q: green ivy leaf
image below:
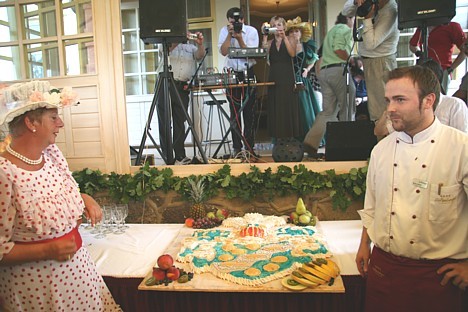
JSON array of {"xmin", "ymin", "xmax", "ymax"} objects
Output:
[{"xmin": 353, "ymin": 186, "xmax": 362, "ymax": 196}]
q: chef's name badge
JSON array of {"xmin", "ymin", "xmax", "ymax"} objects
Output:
[{"xmin": 412, "ymin": 178, "xmax": 428, "ymax": 189}]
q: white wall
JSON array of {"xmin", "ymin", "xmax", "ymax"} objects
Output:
[{"xmin": 327, "ymin": 0, "xmax": 347, "ymax": 31}]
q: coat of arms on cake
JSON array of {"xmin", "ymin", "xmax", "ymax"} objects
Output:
[{"xmin": 176, "ymin": 209, "xmax": 336, "ymax": 287}]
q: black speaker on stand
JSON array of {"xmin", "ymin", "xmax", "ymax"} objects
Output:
[
  {"xmin": 139, "ymin": 0, "xmax": 187, "ymax": 44},
  {"xmin": 397, "ymin": 0, "xmax": 456, "ymax": 62},
  {"xmin": 135, "ymin": 0, "xmax": 208, "ymax": 165}
]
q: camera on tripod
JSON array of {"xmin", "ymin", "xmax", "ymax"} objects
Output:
[
  {"xmin": 356, "ymin": 0, "xmax": 378, "ymax": 18},
  {"xmin": 232, "ymin": 11, "xmax": 243, "ymax": 33}
]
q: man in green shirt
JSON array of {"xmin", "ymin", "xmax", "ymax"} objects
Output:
[{"xmin": 304, "ymin": 13, "xmax": 355, "ymax": 157}]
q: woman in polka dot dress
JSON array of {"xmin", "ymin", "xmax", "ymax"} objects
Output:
[{"xmin": 0, "ymin": 81, "xmax": 121, "ymax": 311}]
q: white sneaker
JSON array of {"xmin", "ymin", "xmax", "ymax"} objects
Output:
[{"xmin": 175, "ymin": 157, "xmax": 191, "ymax": 165}]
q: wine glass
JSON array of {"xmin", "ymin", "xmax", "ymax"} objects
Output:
[
  {"xmin": 102, "ymin": 204, "xmax": 116, "ymax": 234},
  {"xmin": 90, "ymin": 215, "xmax": 106, "ymax": 239},
  {"xmin": 113, "ymin": 204, "xmax": 126, "ymax": 234},
  {"xmin": 119, "ymin": 204, "xmax": 129, "ymax": 229}
]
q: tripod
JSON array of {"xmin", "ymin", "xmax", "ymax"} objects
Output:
[{"xmin": 135, "ymin": 38, "xmax": 208, "ymax": 165}]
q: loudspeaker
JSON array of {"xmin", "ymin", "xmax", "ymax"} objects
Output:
[
  {"xmin": 325, "ymin": 121, "xmax": 377, "ymax": 161},
  {"xmin": 398, "ymin": 0, "xmax": 456, "ymax": 30},
  {"xmin": 139, "ymin": 0, "xmax": 187, "ymax": 44}
]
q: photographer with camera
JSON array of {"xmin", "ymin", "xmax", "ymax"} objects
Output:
[
  {"xmin": 285, "ymin": 17, "xmax": 322, "ymax": 137},
  {"xmin": 218, "ymin": 7, "xmax": 259, "ymax": 157},
  {"xmin": 158, "ymin": 30, "xmax": 206, "ymax": 165},
  {"xmin": 342, "ymin": 0, "xmax": 399, "ymax": 121},
  {"xmin": 261, "ymin": 16, "xmax": 304, "ymax": 146}
]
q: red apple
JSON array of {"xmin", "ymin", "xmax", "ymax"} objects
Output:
[
  {"xmin": 166, "ymin": 266, "xmax": 180, "ymax": 281},
  {"xmin": 216, "ymin": 208, "xmax": 229, "ymax": 220},
  {"xmin": 157, "ymin": 254, "xmax": 174, "ymax": 270},
  {"xmin": 152, "ymin": 267, "xmax": 166, "ymax": 281},
  {"xmin": 185, "ymin": 218, "xmax": 194, "ymax": 227}
]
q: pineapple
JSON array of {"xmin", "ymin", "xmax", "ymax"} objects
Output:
[{"xmin": 188, "ymin": 178, "xmax": 207, "ymax": 220}]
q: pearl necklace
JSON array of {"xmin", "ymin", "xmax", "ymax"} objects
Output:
[{"xmin": 6, "ymin": 145, "xmax": 43, "ymax": 165}]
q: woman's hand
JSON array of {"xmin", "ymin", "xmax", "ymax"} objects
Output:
[
  {"xmin": 47, "ymin": 236, "xmax": 78, "ymax": 262},
  {"xmin": 81, "ymin": 193, "xmax": 102, "ymax": 226}
]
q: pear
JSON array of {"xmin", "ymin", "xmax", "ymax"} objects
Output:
[{"xmin": 295, "ymin": 198, "xmax": 307, "ymax": 215}]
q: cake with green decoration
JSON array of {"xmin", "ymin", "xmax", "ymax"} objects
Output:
[{"xmin": 176, "ymin": 214, "xmax": 331, "ymax": 286}]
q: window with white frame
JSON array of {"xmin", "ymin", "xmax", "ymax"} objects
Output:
[{"xmin": 0, "ymin": 0, "xmax": 95, "ymax": 81}]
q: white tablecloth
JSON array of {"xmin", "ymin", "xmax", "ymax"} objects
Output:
[
  {"xmin": 80, "ymin": 220, "xmax": 362, "ymax": 278},
  {"xmin": 80, "ymin": 224, "xmax": 183, "ymax": 277}
]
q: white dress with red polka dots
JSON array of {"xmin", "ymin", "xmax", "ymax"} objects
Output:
[{"xmin": 0, "ymin": 145, "xmax": 121, "ymax": 311}]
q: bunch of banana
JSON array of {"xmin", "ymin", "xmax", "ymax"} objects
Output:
[{"xmin": 282, "ymin": 258, "xmax": 340, "ymax": 290}]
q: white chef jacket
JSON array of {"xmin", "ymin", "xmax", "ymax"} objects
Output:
[{"xmin": 360, "ymin": 118, "xmax": 468, "ymax": 260}]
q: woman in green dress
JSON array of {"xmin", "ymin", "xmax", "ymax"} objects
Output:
[{"xmin": 286, "ymin": 17, "xmax": 322, "ymax": 140}]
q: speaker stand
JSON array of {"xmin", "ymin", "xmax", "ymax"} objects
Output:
[
  {"xmin": 420, "ymin": 21, "xmax": 429, "ymax": 62},
  {"xmin": 135, "ymin": 39, "xmax": 208, "ymax": 165}
]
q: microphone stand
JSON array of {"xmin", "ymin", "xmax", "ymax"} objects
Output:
[
  {"xmin": 343, "ymin": 35, "xmax": 360, "ymax": 121},
  {"xmin": 187, "ymin": 47, "xmax": 209, "ymax": 164}
]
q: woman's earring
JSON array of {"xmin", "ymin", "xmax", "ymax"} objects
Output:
[{"xmin": 32, "ymin": 129, "xmax": 36, "ymax": 133}]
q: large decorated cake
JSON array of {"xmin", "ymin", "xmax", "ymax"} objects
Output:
[{"xmin": 176, "ymin": 213, "xmax": 331, "ymax": 286}]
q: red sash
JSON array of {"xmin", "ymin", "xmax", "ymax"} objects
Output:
[
  {"xmin": 365, "ymin": 247, "xmax": 465, "ymax": 312},
  {"xmin": 15, "ymin": 226, "xmax": 82, "ymax": 251}
]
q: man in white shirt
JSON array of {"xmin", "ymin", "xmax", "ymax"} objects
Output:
[
  {"xmin": 342, "ymin": 0, "xmax": 399, "ymax": 121},
  {"xmin": 356, "ymin": 66, "xmax": 467, "ymax": 312},
  {"xmin": 158, "ymin": 32, "xmax": 206, "ymax": 165},
  {"xmin": 218, "ymin": 7, "xmax": 259, "ymax": 156}
]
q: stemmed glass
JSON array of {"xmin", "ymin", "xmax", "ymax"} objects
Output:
[
  {"xmin": 118, "ymin": 204, "xmax": 129, "ymax": 229},
  {"xmin": 79, "ymin": 214, "xmax": 92, "ymax": 230},
  {"xmin": 90, "ymin": 212, "xmax": 106, "ymax": 239},
  {"xmin": 102, "ymin": 204, "xmax": 116, "ymax": 234},
  {"xmin": 113, "ymin": 204, "xmax": 127, "ymax": 234}
]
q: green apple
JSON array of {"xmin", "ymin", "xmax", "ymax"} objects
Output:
[{"xmin": 299, "ymin": 214, "xmax": 311, "ymax": 225}]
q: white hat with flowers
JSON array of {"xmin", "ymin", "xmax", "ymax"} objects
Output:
[{"xmin": 0, "ymin": 80, "xmax": 79, "ymax": 126}]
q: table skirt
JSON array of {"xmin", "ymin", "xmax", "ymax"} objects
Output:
[{"xmin": 104, "ymin": 275, "xmax": 368, "ymax": 312}]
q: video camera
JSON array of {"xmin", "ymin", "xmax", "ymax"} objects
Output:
[
  {"xmin": 356, "ymin": 0, "xmax": 378, "ymax": 18},
  {"xmin": 262, "ymin": 26, "xmax": 277, "ymax": 35},
  {"xmin": 232, "ymin": 11, "xmax": 243, "ymax": 33}
]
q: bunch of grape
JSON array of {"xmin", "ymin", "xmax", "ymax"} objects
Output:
[{"xmin": 192, "ymin": 217, "xmax": 217, "ymax": 229}]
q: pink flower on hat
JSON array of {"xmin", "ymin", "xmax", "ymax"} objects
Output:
[
  {"xmin": 29, "ymin": 91, "xmax": 46, "ymax": 103},
  {"xmin": 60, "ymin": 87, "xmax": 79, "ymax": 107}
]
